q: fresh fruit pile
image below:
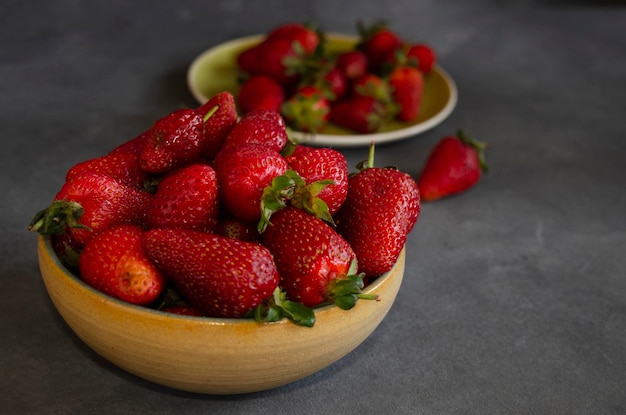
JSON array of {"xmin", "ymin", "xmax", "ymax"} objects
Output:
[
  {"xmin": 235, "ymin": 21, "xmax": 437, "ymax": 134},
  {"xmin": 29, "ymin": 91, "xmax": 421, "ymax": 327}
]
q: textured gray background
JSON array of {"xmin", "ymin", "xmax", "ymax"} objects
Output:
[{"xmin": 2, "ymin": 1, "xmax": 625, "ymax": 414}]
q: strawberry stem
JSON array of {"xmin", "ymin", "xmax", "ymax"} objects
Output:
[
  {"xmin": 28, "ymin": 200, "xmax": 90, "ymax": 235},
  {"xmin": 253, "ymin": 287, "xmax": 316, "ymax": 327},
  {"xmin": 202, "ymin": 105, "xmax": 219, "ymax": 123},
  {"xmin": 457, "ymin": 130, "xmax": 488, "ymax": 173}
]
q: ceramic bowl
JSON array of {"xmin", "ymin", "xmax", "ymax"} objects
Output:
[{"xmin": 37, "ymin": 235, "xmax": 405, "ymax": 395}]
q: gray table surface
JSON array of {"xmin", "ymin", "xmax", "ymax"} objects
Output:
[{"xmin": 2, "ymin": 1, "xmax": 625, "ymax": 414}]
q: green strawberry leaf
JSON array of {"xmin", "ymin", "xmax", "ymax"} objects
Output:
[
  {"xmin": 327, "ymin": 267, "xmax": 379, "ymax": 311},
  {"xmin": 253, "ymin": 288, "xmax": 316, "ymax": 327},
  {"xmin": 28, "ymin": 200, "xmax": 90, "ymax": 235}
]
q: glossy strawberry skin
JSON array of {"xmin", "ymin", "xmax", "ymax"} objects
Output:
[
  {"xmin": 139, "ymin": 108, "xmax": 204, "ymax": 174},
  {"xmin": 143, "ymin": 228, "xmax": 280, "ymax": 318},
  {"xmin": 196, "ymin": 91, "xmax": 238, "ymax": 161},
  {"xmin": 238, "ymin": 75, "xmax": 285, "ymax": 115},
  {"xmin": 213, "ymin": 145, "xmax": 288, "ymax": 223},
  {"xmin": 46, "ymin": 173, "xmax": 152, "ymax": 248},
  {"xmin": 389, "ymin": 66, "xmax": 424, "ymax": 122},
  {"xmin": 417, "ymin": 134, "xmax": 487, "ymax": 201},
  {"xmin": 285, "ymin": 145, "xmax": 349, "ymax": 215},
  {"xmin": 66, "ymin": 152, "xmax": 150, "ymax": 189},
  {"xmin": 335, "ymin": 167, "xmax": 420, "ymax": 278},
  {"xmin": 146, "ymin": 163, "xmax": 219, "ymax": 232},
  {"xmin": 261, "ymin": 207, "xmax": 356, "ymax": 307},
  {"xmin": 221, "ymin": 109, "xmax": 289, "ymax": 154},
  {"xmin": 79, "ymin": 225, "xmax": 167, "ymax": 306}
]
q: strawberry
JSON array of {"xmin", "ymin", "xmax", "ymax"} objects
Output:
[
  {"xmin": 388, "ymin": 64, "xmax": 424, "ymax": 122},
  {"xmin": 214, "ymin": 217, "xmax": 260, "ymax": 242},
  {"xmin": 79, "ymin": 225, "xmax": 167, "ymax": 306},
  {"xmin": 335, "ymin": 144, "xmax": 420, "ymax": 278},
  {"xmin": 29, "ymin": 173, "xmax": 152, "ymax": 250},
  {"xmin": 221, "ymin": 109, "xmax": 289, "ymax": 153},
  {"xmin": 196, "ymin": 91, "xmax": 238, "ymax": 161},
  {"xmin": 357, "ymin": 22, "xmax": 404, "ymax": 73},
  {"xmin": 280, "ymin": 85, "xmax": 330, "ymax": 133},
  {"xmin": 284, "ymin": 145, "xmax": 348, "ymax": 216},
  {"xmin": 213, "ymin": 144, "xmax": 288, "ymax": 223},
  {"xmin": 261, "ymin": 206, "xmax": 375, "ymax": 309},
  {"xmin": 65, "ymin": 152, "xmax": 150, "ymax": 190},
  {"xmin": 109, "ymin": 130, "xmax": 150, "ymax": 158},
  {"xmin": 238, "ymin": 75, "xmax": 285, "ymax": 115},
  {"xmin": 265, "ymin": 22, "xmax": 320, "ymax": 56},
  {"xmin": 146, "ymin": 163, "xmax": 219, "ymax": 232},
  {"xmin": 139, "ymin": 108, "xmax": 204, "ymax": 174},
  {"xmin": 329, "ymin": 95, "xmax": 385, "ymax": 134},
  {"xmin": 237, "ymin": 37, "xmax": 303, "ymax": 86},
  {"xmin": 417, "ymin": 131, "xmax": 488, "ymax": 201},
  {"xmin": 142, "ymin": 228, "xmax": 280, "ymax": 318},
  {"xmin": 163, "ymin": 306, "xmax": 205, "ymax": 317},
  {"xmin": 406, "ymin": 43, "xmax": 436, "ymax": 73},
  {"xmin": 336, "ymin": 50, "xmax": 369, "ymax": 80},
  {"xmin": 320, "ymin": 66, "xmax": 347, "ymax": 101}
]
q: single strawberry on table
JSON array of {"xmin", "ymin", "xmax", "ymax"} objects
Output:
[
  {"xmin": 417, "ymin": 130, "xmax": 488, "ymax": 202},
  {"xmin": 261, "ymin": 206, "xmax": 377, "ymax": 310},
  {"xmin": 335, "ymin": 144, "xmax": 420, "ymax": 279},
  {"xmin": 142, "ymin": 228, "xmax": 279, "ymax": 319},
  {"xmin": 145, "ymin": 162, "xmax": 219, "ymax": 232},
  {"xmin": 79, "ymin": 224, "xmax": 167, "ymax": 306}
]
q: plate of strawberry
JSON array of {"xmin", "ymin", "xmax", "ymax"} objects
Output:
[{"xmin": 188, "ymin": 21, "xmax": 458, "ymax": 147}]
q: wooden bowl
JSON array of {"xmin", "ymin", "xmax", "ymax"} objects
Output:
[{"xmin": 37, "ymin": 235, "xmax": 405, "ymax": 395}]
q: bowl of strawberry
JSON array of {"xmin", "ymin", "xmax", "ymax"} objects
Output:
[{"xmin": 30, "ymin": 91, "xmax": 421, "ymax": 394}]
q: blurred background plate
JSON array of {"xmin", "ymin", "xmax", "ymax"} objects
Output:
[{"xmin": 187, "ymin": 34, "xmax": 458, "ymax": 147}]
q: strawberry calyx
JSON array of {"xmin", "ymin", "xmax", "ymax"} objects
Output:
[
  {"xmin": 28, "ymin": 200, "xmax": 90, "ymax": 235},
  {"xmin": 457, "ymin": 129, "xmax": 488, "ymax": 172},
  {"xmin": 253, "ymin": 287, "xmax": 316, "ymax": 327},
  {"xmin": 258, "ymin": 169, "xmax": 335, "ymax": 233},
  {"xmin": 327, "ymin": 260, "xmax": 378, "ymax": 310}
]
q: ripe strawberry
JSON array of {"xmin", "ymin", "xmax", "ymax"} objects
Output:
[
  {"xmin": 237, "ymin": 37, "xmax": 302, "ymax": 86},
  {"xmin": 213, "ymin": 144, "xmax": 288, "ymax": 223},
  {"xmin": 284, "ymin": 145, "xmax": 349, "ymax": 216},
  {"xmin": 238, "ymin": 75, "xmax": 285, "ymax": 115},
  {"xmin": 109, "ymin": 130, "xmax": 150, "ymax": 158},
  {"xmin": 139, "ymin": 108, "xmax": 204, "ymax": 174},
  {"xmin": 320, "ymin": 66, "xmax": 347, "ymax": 101},
  {"xmin": 357, "ymin": 22, "xmax": 404, "ymax": 73},
  {"xmin": 280, "ymin": 85, "xmax": 330, "ymax": 133},
  {"xmin": 336, "ymin": 50, "xmax": 369, "ymax": 80},
  {"xmin": 29, "ymin": 173, "xmax": 152, "ymax": 250},
  {"xmin": 406, "ymin": 43, "xmax": 436, "ymax": 73},
  {"xmin": 417, "ymin": 131, "xmax": 488, "ymax": 202},
  {"xmin": 221, "ymin": 109, "xmax": 289, "ymax": 153},
  {"xmin": 265, "ymin": 22, "xmax": 321, "ymax": 56},
  {"xmin": 65, "ymin": 152, "xmax": 150, "ymax": 190},
  {"xmin": 79, "ymin": 225, "xmax": 167, "ymax": 306},
  {"xmin": 388, "ymin": 64, "xmax": 424, "ymax": 122},
  {"xmin": 146, "ymin": 163, "xmax": 219, "ymax": 232},
  {"xmin": 196, "ymin": 91, "xmax": 238, "ymax": 161},
  {"xmin": 143, "ymin": 228, "xmax": 280, "ymax": 318},
  {"xmin": 261, "ymin": 206, "xmax": 375, "ymax": 309},
  {"xmin": 335, "ymin": 144, "xmax": 420, "ymax": 278},
  {"xmin": 329, "ymin": 95, "xmax": 385, "ymax": 134},
  {"xmin": 214, "ymin": 217, "xmax": 260, "ymax": 242}
]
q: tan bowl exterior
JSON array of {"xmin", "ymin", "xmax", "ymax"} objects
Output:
[{"xmin": 37, "ymin": 235, "xmax": 405, "ymax": 395}]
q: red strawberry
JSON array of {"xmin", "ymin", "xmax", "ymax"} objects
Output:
[
  {"xmin": 238, "ymin": 75, "xmax": 285, "ymax": 115},
  {"xmin": 109, "ymin": 130, "xmax": 150, "ymax": 158},
  {"xmin": 196, "ymin": 91, "xmax": 238, "ymax": 161},
  {"xmin": 417, "ymin": 131, "xmax": 488, "ymax": 202},
  {"xmin": 285, "ymin": 145, "xmax": 349, "ymax": 216},
  {"xmin": 357, "ymin": 22, "xmax": 404, "ymax": 73},
  {"xmin": 213, "ymin": 144, "xmax": 288, "ymax": 223},
  {"xmin": 65, "ymin": 152, "xmax": 150, "ymax": 189},
  {"xmin": 146, "ymin": 163, "xmax": 219, "ymax": 232},
  {"xmin": 266, "ymin": 22, "xmax": 320, "ymax": 55},
  {"xmin": 280, "ymin": 85, "xmax": 330, "ymax": 133},
  {"xmin": 329, "ymin": 95, "xmax": 385, "ymax": 134},
  {"xmin": 336, "ymin": 50, "xmax": 369, "ymax": 80},
  {"xmin": 320, "ymin": 66, "xmax": 347, "ymax": 101},
  {"xmin": 221, "ymin": 109, "xmax": 289, "ymax": 153},
  {"xmin": 143, "ymin": 228, "xmax": 280, "ymax": 318},
  {"xmin": 237, "ymin": 37, "xmax": 302, "ymax": 86},
  {"xmin": 79, "ymin": 225, "xmax": 167, "ymax": 306},
  {"xmin": 162, "ymin": 306, "xmax": 205, "ymax": 317},
  {"xmin": 261, "ymin": 206, "xmax": 375, "ymax": 309},
  {"xmin": 406, "ymin": 43, "xmax": 436, "ymax": 73},
  {"xmin": 388, "ymin": 65, "xmax": 424, "ymax": 122},
  {"xmin": 335, "ymin": 144, "xmax": 420, "ymax": 278},
  {"xmin": 29, "ymin": 173, "xmax": 152, "ymax": 250},
  {"xmin": 139, "ymin": 108, "xmax": 204, "ymax": 174},
  {"xmin": 214, "ymin": 217, "xmax": 260, "ymax": 242}
]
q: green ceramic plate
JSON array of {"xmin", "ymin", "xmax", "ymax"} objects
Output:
[{"xmin": 187, "ymin": 34, "xmax": 458, "ymax": 147}]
